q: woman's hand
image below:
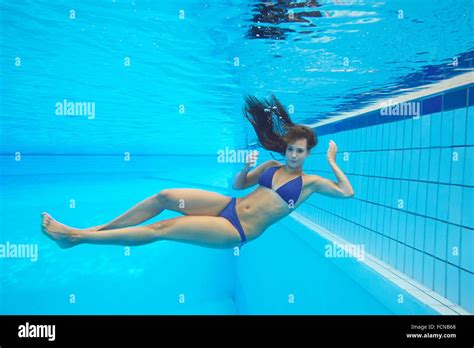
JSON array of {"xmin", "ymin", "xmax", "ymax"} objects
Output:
[
  {"xmin": 326, "ymin": 140, "xmax": 337, "ymax": 164},
  {"xmin": 245, "ymin": 150, "xmax": 259, "ymax": 169}
]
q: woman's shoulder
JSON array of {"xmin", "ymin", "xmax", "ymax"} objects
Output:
[
  {"xmin": 268, "ymin": 159, "xmax": 282, "ymax": 167},
  {"xmin": 303, "ymin": 173, "xmax": 324, "ymax": 185}
]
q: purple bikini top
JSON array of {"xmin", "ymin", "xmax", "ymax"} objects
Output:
[{"xmin": 258, "ymin": 166, "xmax": 302, "ymax": 205}]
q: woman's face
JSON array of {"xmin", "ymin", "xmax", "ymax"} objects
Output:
[{"xmin": 285, "ymin": 138, "xmax": 310, "ymax": 168}]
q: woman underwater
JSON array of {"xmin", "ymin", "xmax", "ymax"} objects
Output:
[{"xmin": 41, "ymin": 95, "xmax": 354, "ymax": 249}]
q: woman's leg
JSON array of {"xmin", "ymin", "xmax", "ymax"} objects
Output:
[
  {"xmin": 85, "ymin": 194, "xmax": 163, "ymax": 231},
  {"xmin": 42, "ymin": 212, "xmax": 243, "ymax": 249},
  {"xmin": 85, "ymin": 188, "xmax": 231, "ymax": 231}
]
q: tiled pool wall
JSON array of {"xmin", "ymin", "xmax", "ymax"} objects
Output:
[{"xmin": 297, "ymin": 83, "xmax": 473, "ymax": 313}]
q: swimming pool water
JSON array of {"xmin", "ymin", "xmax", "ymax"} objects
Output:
[{"xmin": 1, "ymin": 0, "xmax": 472, "ymax": 315}]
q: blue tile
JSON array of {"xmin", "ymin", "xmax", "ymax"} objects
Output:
[
  {"xmin": 387, "ymin": 150, "xmax": 395, "ymax": 178},
  {"xmin": 355, "ymin": 114, "xmax": 367, "ymax": 128},
  {"xmin": 422, "ymin": 94, "xmax": 443, "ymax": 115},
  {"xmin": 392, "ymin": 180, "xmax": 400, "ymax": 209},
  {"xmin": 439, "ymin": 148, "xmax": 452, "ymax": 183},
  {"xmin": 436, "ymin": 185, "xmax": 450, "ymax": 221},
  {"xmin": 377, "ymin": 207, "xmax": 385, "ymax": 234},
  {"xmin": 460, "ymin": 228, "xmax": 473, "ymax": 272},
  {"xmin": 417, "ymin": 182, "xmax": 427, "ymax": 215},
  {"xmin": 448, "ymin": 186, "xmax": 463, "ymax": 225},
  {"xmin": 389, "ymin": 239, "xmax": 397, "ymax": 267},
  {"xmin": 372, "ymin": 225, "xmax": 380, "ymax": 251},
  {"xmin": 408, "ymin": 181, "xmax": 418, "ymax": 213},
  {"xmin": 406, "ymin": 214, "xmax": 416, "ymax": 247},
  {"xmin": 452, "ymin": 108, "xmax": 467, "ymax": 146},
  {"xmin": 467, "ymin": 106, "xmax": 474, "ymax": 145},
  {"xmin": 366, "ymin": 127, "xmax": 374, "ymax": 150},
  {"xmin": 380, "ymin": 123, "xmax": 388, "ymax": 149},
  {"xmin": 360, "ymin": 127, "xmax": 367, "ymax": 149},
  {"xmin": 414, "ymin": 216, "xmax": 425, "ymax": 250},
  {"xmin": 428, "ymin": 148, "xmax": 440, "ymax": 182},
  {"xmin": 434, "ymin": 221, "xmax": 448, "ymax": 260},
  {"xmin": 429, "ymin": 112, "xmax": 442, "ymax": 147},
  {"xmin": 411, "ymin": 118, "xmax": 421, "ymax": 148},
  {"xmin": 404, "ymin": 247, "xmax": 414, "ymax": 277},
  {"xmin": 420, "ymin": 115, "xmax": 431, "ymax": 147},
  {"xmin": 425, "ymin": 183, "xmax": 438, "ymax": 219},
  {"xmin": 462, "ymin": 187, "xmax": 473, "ymax": 228},
  {"xmin": 364, "ymin": 203, "xmax": 372, "ymax": 227},
  {"xmin": 440, "ymin": 111, "xmax": 454, "ymax": 146},
  {"xmin": 434, "ymin": 259, "xmax": 446, "ymax": 297},
  {"xmin": 376, "ymin": 152, "xmax": 384, "ymax": 177},
  {"xmin": 469, "ymin": 87, "xmax": 474, "ymax": 106},
  {"xmin": 376, "ymin": 124, "xmax": 384, "ymax": 149},
  {"xmin": 390, "ymin": 210, "xmax": 398, "ymax": 238},
  {"xmin": 450, "ymin": 147, "xmax": 465, "ymax": 185},
  {"xmin": 464, "ymin": 147, "xmax": 473, "ymax": 187},
  {"xmin": 424, "ymin": 218, "xmax": 436, "ymax": 255},
  {"xmin": 419, "ymin": 149, "xmax": 430, "ymax": 181},
  {"xmin": 389, "ymin": 122, "xmax": 397, "ymax": 149},
  {"xmin": 397, "ymin": 211, "xmax": 407, "ymax": 242},
  {"xmin": 423, "ymin": 254, "xmax": 435, "ymax": 290},
  {"xmin": 447, "ymin": 225, "xmax": 461, "ymax": 266},
  {"xmin": 413, "ymin": 250, "xmax": 424, "ymax": 283},
  {"xmin": 401, "ymin": 150, "xmax": 412, "ymax": 179},
  {"xmin": 382, "ymin": 236, "xmax": 390, "ymax": 262},
  {"xmin": 404, "ymin": 119, "xmax": 413, "ymax": 148},
  {"xmin": 460, "ymin": 271, "xmax": 473, "ymax": 313},
  {"xmin": 385, "ymin": 179, "xmax": 393, "ymax": 206},
  {"xmin": 366, "ymin": 112, "xmax": 379, "ymax": 127},
  {"xmin": 396, "ymin": 243, "xmax": 405, "ymax": 271},
  {"xmin": 394, "ymin": 151, "xmax": 403, "ymax": 178},
  {"xmin": 410, "ymin": 150, "xmax": 420, "ymax": 180},
  {"xmin": 443, "ymin": 88, "xmax": 468, "ymax": 111},
  {"xmin": 396, "ymin": 121, "xmax": 405, "ymax": 149},
  {"xmin": 446, "ymin": 264, "xmax": 460, "ymax": 304},
  {"xmin": 372, "ymin": 177, "xmax": 380, "ymax": 203}
]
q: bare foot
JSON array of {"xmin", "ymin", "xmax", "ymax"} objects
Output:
[{"xmin": 41, "ymin": 212, "xmax": 81, "ymax": 249}]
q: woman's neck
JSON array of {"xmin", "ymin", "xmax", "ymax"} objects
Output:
[{"xmin": 283, "ymin": 164, "xmax": 303, "ymax": 175}]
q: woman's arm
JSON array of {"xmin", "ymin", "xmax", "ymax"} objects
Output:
[
  {"xmin": 310, "ymin": 140, "xmax": 354, "ymax": 198},
  {"xmin": 232, "ymin": 151, "xmax": 280, "ymax": 190}
]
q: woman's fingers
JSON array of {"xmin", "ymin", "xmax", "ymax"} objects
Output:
[{"xmin": 246, "ymin": 150, "xmax": 259, "ymax": 167}]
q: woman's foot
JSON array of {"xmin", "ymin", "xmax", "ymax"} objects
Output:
[{"xmin": 41, "ymin": 212, "xmax": 81, "ymax": 248}]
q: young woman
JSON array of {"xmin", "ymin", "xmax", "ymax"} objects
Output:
[{"xmin": 41, "ymin": 95, "xmax": 354, "ymax": 249}]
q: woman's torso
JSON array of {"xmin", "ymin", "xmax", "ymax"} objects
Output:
[{"xmin": 235, "ymin": 168, "xmax": 314, "ymax": 240}]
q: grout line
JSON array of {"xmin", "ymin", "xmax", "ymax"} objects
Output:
[
  {"xmin": 306, "ymin": 195, "xmax": 474, "ymax": 233},
  {"xmin": 302, "ymin": 201, "xmax": 474, "ymax": 274},
  {"xmin": 305, "ymin": 169, "xmax": 474, "ymax": 190},
  {"xmin": 290, "ymin": 212, "xmax": 471, "ymax": 315}
]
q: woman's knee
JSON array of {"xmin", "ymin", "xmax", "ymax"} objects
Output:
[
  {"xmin": 150, "ymin": 218, "xmax": 174, "ymax": 235},
  {"xmin": 155, "ymin": 189, "xmax": 174, "ymax": 207}
]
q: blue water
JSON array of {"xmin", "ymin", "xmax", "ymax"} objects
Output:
[
  {"xmin": 1, "ymin": 0, "xmax": 472, "ymax": 154},
  {"xmin": 1, "ymin": 0, "xmax": 472, "ymax": 314}
]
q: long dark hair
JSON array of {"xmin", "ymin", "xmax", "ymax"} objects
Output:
[{"xmin": 243, "ymin": 94, "xmax": 317, "ymax": 155}]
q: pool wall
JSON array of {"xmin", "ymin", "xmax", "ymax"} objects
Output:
[{"xmin": 294, "ymin": 83, "xmax": 473, "ymax": 313}]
